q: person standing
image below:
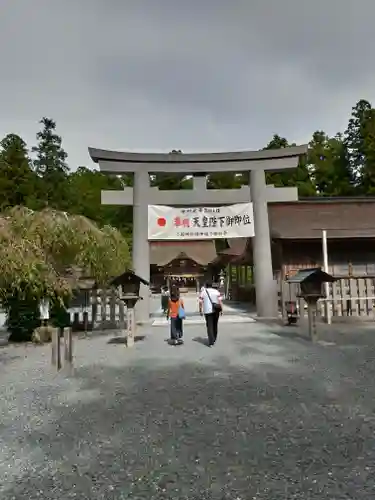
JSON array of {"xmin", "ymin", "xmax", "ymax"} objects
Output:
[
  {"xmin": 161, "ymin": 286, "xmax": 170, "ymax": 314},
  {"xmin": 170, "ymin": 282, "xmax": 179, "ymax": 299},
  {"xmin": 167, "ymin": 292, "xmax": 185, "ymax": 345},
  {"xmin": 199, "ymin": 282, "xmax": 222, "ymax": 347}
]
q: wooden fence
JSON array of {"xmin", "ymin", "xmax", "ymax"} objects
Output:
[
  {"xmin": 0, "ymin": 289, "xmax": 127, "ymax": 335},
  {"xmin": 281, "ymin": 276, "xmax": 375, "ymax": 320},
  {"xmin": 69, "ymin": 288, "xmax": 126, "ymax": 330}
]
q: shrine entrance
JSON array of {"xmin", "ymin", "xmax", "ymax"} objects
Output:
[
  {"xmin": 166, "ymin": 275, "xmax": 200, "ymax": 292},
  {"xmin": 150, "ymin": 240, "xmax": 217, "ymax": 293},
  {"xmin": 89, "ymin": 146, "xmax": 307, "ymax": 322}
]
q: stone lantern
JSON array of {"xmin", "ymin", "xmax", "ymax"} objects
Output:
[
  {"xmin": 287, "ymin": 268, "xmax": 336, "ymax": 341},
  {"xmin": 110, "ymin": 271, "xmax": 149, "ymax": 347}
]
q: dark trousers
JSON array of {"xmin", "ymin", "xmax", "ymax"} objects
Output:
[
  {"xmin": 170, "ymin": 317, "xmax": 183, "ymax": 340},
  {"xmin": 205, "ymin": 312, "xmax": 220, "ymax": 345}
]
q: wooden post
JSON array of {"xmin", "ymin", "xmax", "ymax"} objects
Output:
[
  {"xmin": 64, "ymin": 327, "xmax": 73, "ymax": 367},
  {"xmin": 322, "ymin": 229, "xmax": 331, "ymax": 324},
  {"xmin": 101, "ymin": 289, "xmax": 107, "ymax": 325},
  {"xmin": 73, "ymin": 312, "xmax": 79, "ymax": 330},
  {"xmin": 51, "ymin": 327, "xmax": 61, "ymax": 370},
  {"xmin": 307, "ymin": 302, "xmax": 317, "ymax": 342},
  {"xmin": 279, "ymin": 269, "xmax": 287, "ymax": 322},
  {"xmin": 83, "ymin": 311, "xmax": 89, "ymax": 335},
  {"xmin": 91, "ymin": 289, "xmax": 97, "ymax": 328},
  {"xmin": 109, "ymin": 289, "xmax": 117, "ymax": 326},
  {"xmin": 126, "ymin": 305, "xmax": 135, "ymax": 347},
  {"xmin": 226, "ymin": 264, "xmax": 232, "ymax": 300}
]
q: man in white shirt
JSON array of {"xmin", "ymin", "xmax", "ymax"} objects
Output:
[{"xmin": 199, "ymin": 282, "xmax": 223, "ymax": 347}]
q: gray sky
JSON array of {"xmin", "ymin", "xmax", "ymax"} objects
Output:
[{"xmin": 1, "ymin": 0, "xmax": 374, "ymax": 169}]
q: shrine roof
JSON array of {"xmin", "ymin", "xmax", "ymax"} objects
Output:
[
  {"xmin": 214, "ymin": 198, "xmax": 375, "ymax": 265},
  {"xmin": 218, "ymin": 238, "xmax": 248, "ymax": 256},
  {"xmin": 269, "ymin": 198, "xmax": 375, "ymax": 239},
  {"xmin": 150, "ymin": 240, "xmax": 217, "ymax": 266}
]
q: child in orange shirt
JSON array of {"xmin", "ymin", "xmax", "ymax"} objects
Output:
[{"xmin": 167, "ymin": 292, "xmax": 185, "ymax": 345}]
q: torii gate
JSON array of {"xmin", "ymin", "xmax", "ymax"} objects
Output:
[{"xmin": 89, "ymin": 146, "xmax": 308, "ymax": 322}]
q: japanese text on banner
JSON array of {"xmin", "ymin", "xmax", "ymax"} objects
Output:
[{"xmin": 147, "ymin": 203, "xmax": 254, "ymax": 240}]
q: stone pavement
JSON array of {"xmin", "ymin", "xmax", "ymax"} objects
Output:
[{"xmin": 1, "ymin": 315, "xmax": 375, "ymax": 499}]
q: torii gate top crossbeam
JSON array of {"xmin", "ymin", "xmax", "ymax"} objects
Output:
[{"xmin": 88, "ymin": 145, "xmax": 308, "ymax": 174}]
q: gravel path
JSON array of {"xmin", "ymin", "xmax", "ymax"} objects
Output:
[{"xmin": 1, "ymin": 316, "xmax": 375, "ymax": 499}]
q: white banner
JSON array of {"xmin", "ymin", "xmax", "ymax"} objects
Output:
[{"xmin": 148, "ymin": 203, "xmax": 254, "ymax": 240}]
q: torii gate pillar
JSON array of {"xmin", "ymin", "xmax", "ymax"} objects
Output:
[
  {"xmin": 250, "ymin": 169, "xmax": 275, "ymax": 317},
  {"xmin": 89, "ymin": 146, "xmax": 308, "ymax": 322},
  {"xmin": 133, "ymin": 169, "xmax": 151, "ymax": 323}
]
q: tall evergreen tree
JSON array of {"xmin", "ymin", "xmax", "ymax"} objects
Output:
[
  {"xmin": 344, "ymin": 99, "xmax": 372, "ymax": 184},
  {"xmin": 32, "ymin": 117, "xmax": 69, "ymax": 208},
  {"xmin": 359, "ymin": 108, "xmax": 375, "ymax": 194},
  {"xmin": 264, "ymin": 134, "xmax": 289, "ymax": 186},
  {"xmin": 309, "ymin": 131, "xmax": 355, "ymax": 196},
  {"xmin": 0, "ymin": 134, "xmax": 38, "ymax": 208}
]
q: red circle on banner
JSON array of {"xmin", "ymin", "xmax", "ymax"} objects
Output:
[{"xmin": 157, "ymin": 217, "xmax": 166, "ymax": 227}]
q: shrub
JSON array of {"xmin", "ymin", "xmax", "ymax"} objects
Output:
[
  {"xmin": 5, "ymin": 293, "xmax": 40, "ymax": 342},
  {"xmin": 0, "ymin": 206, "xmax": 130, "ymax": 341}
]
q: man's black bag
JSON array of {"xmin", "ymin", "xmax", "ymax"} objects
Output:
[{"xmin": 205, "ymin": 288, "xmax": 222, "ymax": 313}]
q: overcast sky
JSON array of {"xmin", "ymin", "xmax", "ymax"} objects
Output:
[{"xmin": 1, "ymin": 0, "xmax": 375, "ymax": 169}]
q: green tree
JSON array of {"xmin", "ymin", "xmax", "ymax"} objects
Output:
[
  {"xmin": 344, "ymin": 99, "xmax": 372, "ymax": 184},
  {"xmin": 152, "ymin": 173, "xmax": 192, "ymax": 190},
  {"xmin": 309, "ymin": 131, "xmax": 355, "ymax": 196},
  {"xmin": 151, "ymin": 150, "xmax": 190, "ymax": 190},
  {"xmin": 0, "ymin": 134, "xmax": 39, "ymax": 208},
  {"xmin": 264, "ymin": 134, "xmax": 290, "ymax": 186},
  {"xmin": 264, "ymin": 134, "xmax": 316, "ymax": 196},
  {"xmin": 32, "ymin": 117, "xmax": 69, "ymax": 208},
  {"xmin": 359, "ymin": 108, "xmax": 375, "ymax": 194},
  {"xmin": 207, "ymin": 172, "xmax": 244, "ymax": 189},
  {"xmin": 68, "ymin": 167, "xmax": 133, "ymax": 235},
  {"xmin": 265, "ymin": 134, "xmax": 289, "ymax": 150}
]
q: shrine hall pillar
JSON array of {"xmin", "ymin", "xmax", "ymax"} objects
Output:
[
  {"xmin": 133, "ymin": 169, "xmax": 150, "ymax": 323},
  {"xmin": 250, "ymin": 169, "xmax": 278, "ymax": 318}
]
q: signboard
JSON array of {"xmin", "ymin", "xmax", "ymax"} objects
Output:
[{"xmin": 148, "ymin": 203, "xmax": 254, "ymax": 240}]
